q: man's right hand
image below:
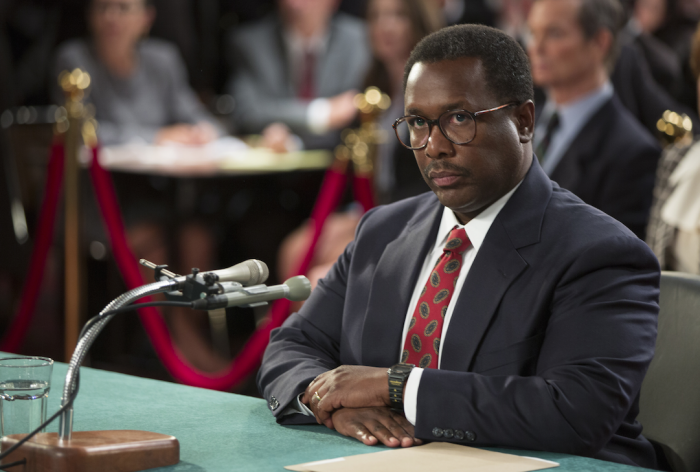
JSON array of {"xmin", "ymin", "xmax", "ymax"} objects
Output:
[{"xmin": 331, "ymin": 407, "xmax": 422, "ymax": 448}]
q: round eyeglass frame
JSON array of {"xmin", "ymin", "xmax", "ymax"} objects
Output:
[{"xmin": 392, "ymin": 102, "xmax": 519, "ymax": 150}]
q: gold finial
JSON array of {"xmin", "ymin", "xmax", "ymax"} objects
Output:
[
  {"xmin": 56, "ymin": 68, "xmax": 98, "ymax": 145},
  {"xmin": 657, "ymin": 109, "xmax": 693, "ymax": 146},
  {"xmin": 353, "ymin": 87, "xmax": 391, "ymax": 119}
]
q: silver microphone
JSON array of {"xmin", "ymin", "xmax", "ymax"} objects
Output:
[
  {"xmin": 202, "ymin": 259, "xmax": 269, "ymax": 286},
  {"xmin": 192, "ymin": 276, "xmax": 311, "ymax": 310}
]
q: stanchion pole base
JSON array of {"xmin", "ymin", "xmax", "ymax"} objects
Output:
[{"xmin": 1, "ymin": 430, "xmax": 179, "ymax": 472}]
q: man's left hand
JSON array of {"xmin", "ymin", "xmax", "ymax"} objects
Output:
[{"xmin": 301, "ymin": 366, "xmax": 390, "ymax": 428}]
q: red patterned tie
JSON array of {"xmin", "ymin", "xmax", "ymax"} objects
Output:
[
  {"xmin": 402, "ymin": 226, "xmax": 471, "ymax": 369},
  {"xmin": 298, "ymin": 50, "xmax": 315, "ymax": 100}
]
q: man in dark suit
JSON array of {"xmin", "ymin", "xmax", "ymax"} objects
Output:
[
  {"xmin": 527, "ymin": 0, "xmax": 661, "ymax": 239},
  {"xmin": 225, "ymin": 0, "xmax": 370, "ymax": 150},
  {"xmin": 258, "ymin": 24, "xmax": 660, "ymax": 469}
]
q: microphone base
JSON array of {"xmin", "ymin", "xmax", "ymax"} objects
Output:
[{"xmin": 1, "ymin": 430, "xmax": 179, "ymax": 472}]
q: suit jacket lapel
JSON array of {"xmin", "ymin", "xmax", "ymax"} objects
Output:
[
  {"xmin": 361, "ymin": 198, "xmax": 442, "ymax": 367},
  {"xmin": 550, "ymin": 98, "xmax": 614, "ymax": 189},
  {"xmin": 441, "ymin": 158, "xmax": 553, "ymax": 372},
  {"xmin": 271, "ymin": 16, "xmax": 293, "ymax": 96},
  {"xmin": 439, "ymin": 220, "xmax": 528, "ymax": 371}
]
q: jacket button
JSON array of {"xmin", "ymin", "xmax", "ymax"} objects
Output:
[
  {"xmin": 432, "ymin": 427, "xmax": 444, "ymax": 438},
  {"xmin": 465, "ymin": 430, "xmax": 476, "ymax": 442},
  {"xmin": 454, "ymin": 430, "xmax": 464, "ymax": 440},
  {"xmin": 269, "ymin": 396, "xmax": 280, "ymax": 411},
  {"xmin": 443, "ymin": 429, "xmax": 454, "ymax": 438}
]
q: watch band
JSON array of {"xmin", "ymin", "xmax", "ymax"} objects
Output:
[{"xmin": 388, "ymin": 363, "xmax": 414, "ymax": 411}]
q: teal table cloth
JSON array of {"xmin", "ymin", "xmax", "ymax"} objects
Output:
[{"xmin": 11, "ymin": 359, "xmax": 655, "ymax": 471}]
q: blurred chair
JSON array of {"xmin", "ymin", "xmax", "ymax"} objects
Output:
[{"xmin": 637, "ymin": 271, "xmax": 700, "ymax": 472}]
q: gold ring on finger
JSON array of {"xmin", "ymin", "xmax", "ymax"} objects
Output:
[{"xmin": 314, "ymin": 391, "xmax": 322, "ymax": 402}]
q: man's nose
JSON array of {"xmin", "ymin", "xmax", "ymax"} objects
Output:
[{"xmin": 424, "ymin": 124, "xmax": 453, "ymax": 160}]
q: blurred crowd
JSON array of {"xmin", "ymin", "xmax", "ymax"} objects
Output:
[{"xmin": 3, "ymin": 0, "xmax": 700, "ymax": 372}]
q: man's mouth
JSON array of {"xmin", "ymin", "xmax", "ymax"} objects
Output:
[{"xmin": 429, "ymin": 171, "xmax": 463, "ymax": 187}]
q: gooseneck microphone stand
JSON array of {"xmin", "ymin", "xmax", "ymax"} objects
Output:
[{"xmin": 0, "ymin": 260, "xmax": 310, "ymax": 472}]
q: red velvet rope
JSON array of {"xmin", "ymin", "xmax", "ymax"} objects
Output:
[
  {"xmin": 89, "ymin": 147, "xmax": 351, "ymax": 389},
  {"xmin": 352, "ymin": 174, "xmax": 375, "ymax": 213},
  {"xmin": 2, "ymin": 141, "xmax": 367, "ymax": 391},
  {"xmin": 0, "ymin": 141, "xmax": 65, "ymax": 352}
]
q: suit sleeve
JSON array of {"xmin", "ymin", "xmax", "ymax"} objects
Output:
[
  {"xmin": 414, "ymin": 235, "xmax": 659, "ymax": 457},
  {"xmin": 256, "ymin": 208, "xmax": 379, "ymax": 423}
]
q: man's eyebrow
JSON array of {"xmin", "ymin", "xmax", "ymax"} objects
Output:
[{"xmin": 405, "ymin": 102, "xmax": 470, "ymax": 116}]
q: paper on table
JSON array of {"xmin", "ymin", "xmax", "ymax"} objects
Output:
[{"xmin": 285, "ymin": 442, "xmax": 559, "ymax": 472}]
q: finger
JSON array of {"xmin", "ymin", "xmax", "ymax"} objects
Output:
[
  {"xmin": 341, "ymin": 421, "xmax": 378, "ymax": 446},
  {"xmin": 389, "ymin": 412, "xmax": 422, "ymax": 446},
  {"xmin": 366, "ymin": 420, "xmax": 401, "ymax": 447},
  {"xmin": 378, "ymin": 416, "xmax": 416, "ymax": 448},
  {"xmin": 316, "ymin": 400, "xmax": 333, "ymax": 425}
]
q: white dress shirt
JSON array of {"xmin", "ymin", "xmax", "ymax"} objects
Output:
[
  {"xmin": 401, "ymin": 182, "xmax": 521, "ymax": 424},
  {"xmin": 284, "ymin": 180, "xmax": 522, "ymax": 421}
]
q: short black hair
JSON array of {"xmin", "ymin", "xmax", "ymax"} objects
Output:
[{"xmin": 403, "ymin": 24, "xmax": 534, "ymax": 105}]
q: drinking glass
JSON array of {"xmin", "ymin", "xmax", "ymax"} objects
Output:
[{"xmin": 0, "ymin": 357, "xmax": 53, "ymax": 436}]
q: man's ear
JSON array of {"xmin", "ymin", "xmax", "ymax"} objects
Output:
[
  {"xmin": 593, "ymin": 28, "xmax": 613, "ymax": 64},
  {"xmin": 515, "ymin": 100, "xmax": 535, "ymax": 143},
  {"xmin": 143, "ymin": 5, "xmax": 156, "ymax": 34}
]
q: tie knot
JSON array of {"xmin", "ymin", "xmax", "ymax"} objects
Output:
[
  {"xmin": 443, "ymin": 227, "xmax": 470, "ymax": 254},
  {"xmin": 546, "ymin": 112, "xmax": 560, "ymax": 133}
]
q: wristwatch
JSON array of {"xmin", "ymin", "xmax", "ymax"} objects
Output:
[{"xmin": 387, "ymin": 363, "xmax": 414, "ymax": 412}]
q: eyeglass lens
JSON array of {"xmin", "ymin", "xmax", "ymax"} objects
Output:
[{"xmin": 395, "ymin": 111, "xmax": 476, "ymax": 149}]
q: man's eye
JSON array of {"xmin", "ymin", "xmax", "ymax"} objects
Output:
[
  {"xmin": 447, "ymin": 113, "xmax": 469, "ymax": 125},
  {"xmin": 409, "ymin": 117, "xmax": 426, "ymax": 128}
]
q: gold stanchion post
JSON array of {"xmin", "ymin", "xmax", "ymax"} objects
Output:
[
  {"xmin": 58, "ymin": 69, "xmax": 92, "ymax": 361},
  {"xmin": 332, "ymin": 86, "xmax": 391, "ymax": 180}
]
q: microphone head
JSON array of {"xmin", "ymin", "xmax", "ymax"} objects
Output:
[
  {"xmin": 284, "ymin": 276, "xmax": 312, "ymax": 301},
  {"xmin": 246, "ymin": 259, "xmax": 269, "ymax": 285},
  {"xmin": 209, "ymin": 259, "xmax": 269, "ymax": 285}
]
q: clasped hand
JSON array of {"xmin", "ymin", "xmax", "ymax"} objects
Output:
[{"xmin": 301, "ymin": 366, "xmax": 421, "ymax": 448}]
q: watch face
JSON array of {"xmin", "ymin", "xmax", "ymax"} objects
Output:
[{"xmin": 393, "ymin": 363, "xmax": 414, "ymax": 374}]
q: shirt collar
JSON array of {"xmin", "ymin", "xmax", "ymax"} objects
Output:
[
  {"xmin": 436, "ymin": 179, "xmax": 523, "ymax": 252},
  {"xmin": 552, "ymin": 81, "xmax": 613, "ymax": 130},
  {"xmin": 283, "ymin": 28, "xmax": 328, "ymax": 56}
]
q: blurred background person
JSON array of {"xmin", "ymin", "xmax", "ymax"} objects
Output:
[
  {"xmin": 527, "ymin": 0, "xmax": 661, "ymax": 239},
  {"xmin": 647, "ymin": 22, "xmax": 700, "ymax": 275},
  {"xmin": 52, "ymin": 0, "xmax": 227, "ymax": 371},
  {"xmin": 225, "ymin": 0, "xmax": 371, "ymax": 151},
  {"xmin": 53, "ymin": 0, "xmax": 224, "ymax": 146},
  {"xmin": 623, "ymin": 0, "xmax": 684, "ymax": 98},
  {"xmin": 654, "ymin": 0, "xmax": 700, "ymax": 114},
  {"xmin": 277, "ymin": 0, "xmax": 442, "ymax": 285}
]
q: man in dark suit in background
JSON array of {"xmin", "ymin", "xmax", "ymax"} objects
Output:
[
  {"xmin": 258, "ymin": 24, "xmax": 660, "ymax": 469},
  {"xmin": 527, "ymin": 0, "xmax": 661, "ymax": 239},
  {"xmin": 225, "ymin": 0, "xmax": 370, "ymax": 150}
]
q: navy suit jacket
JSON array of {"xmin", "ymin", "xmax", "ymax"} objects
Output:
[
  {"xmin": 258, "ymin": 158, "xmax": 660, "ymax": 469},
  {"xmin": 544, "ymin": 95, "xmax": 661, "ymax": 239}
]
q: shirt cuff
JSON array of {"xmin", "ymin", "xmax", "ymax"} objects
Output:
[
  {"xmin": 280, "ymin": 392, "xmax": 314, "ymax": 417},
  {"xmin": 307, "ymin": 98, "xmax": 331, "ymax": 135},
  {"xmin": 403, "ymin": 367, "xmax": 423, "ymax": 425}
]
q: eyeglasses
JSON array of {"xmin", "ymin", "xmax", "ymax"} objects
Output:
[{"xmin": 392, "ymin": 102, "xmax": 518, "ymax": 150}]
